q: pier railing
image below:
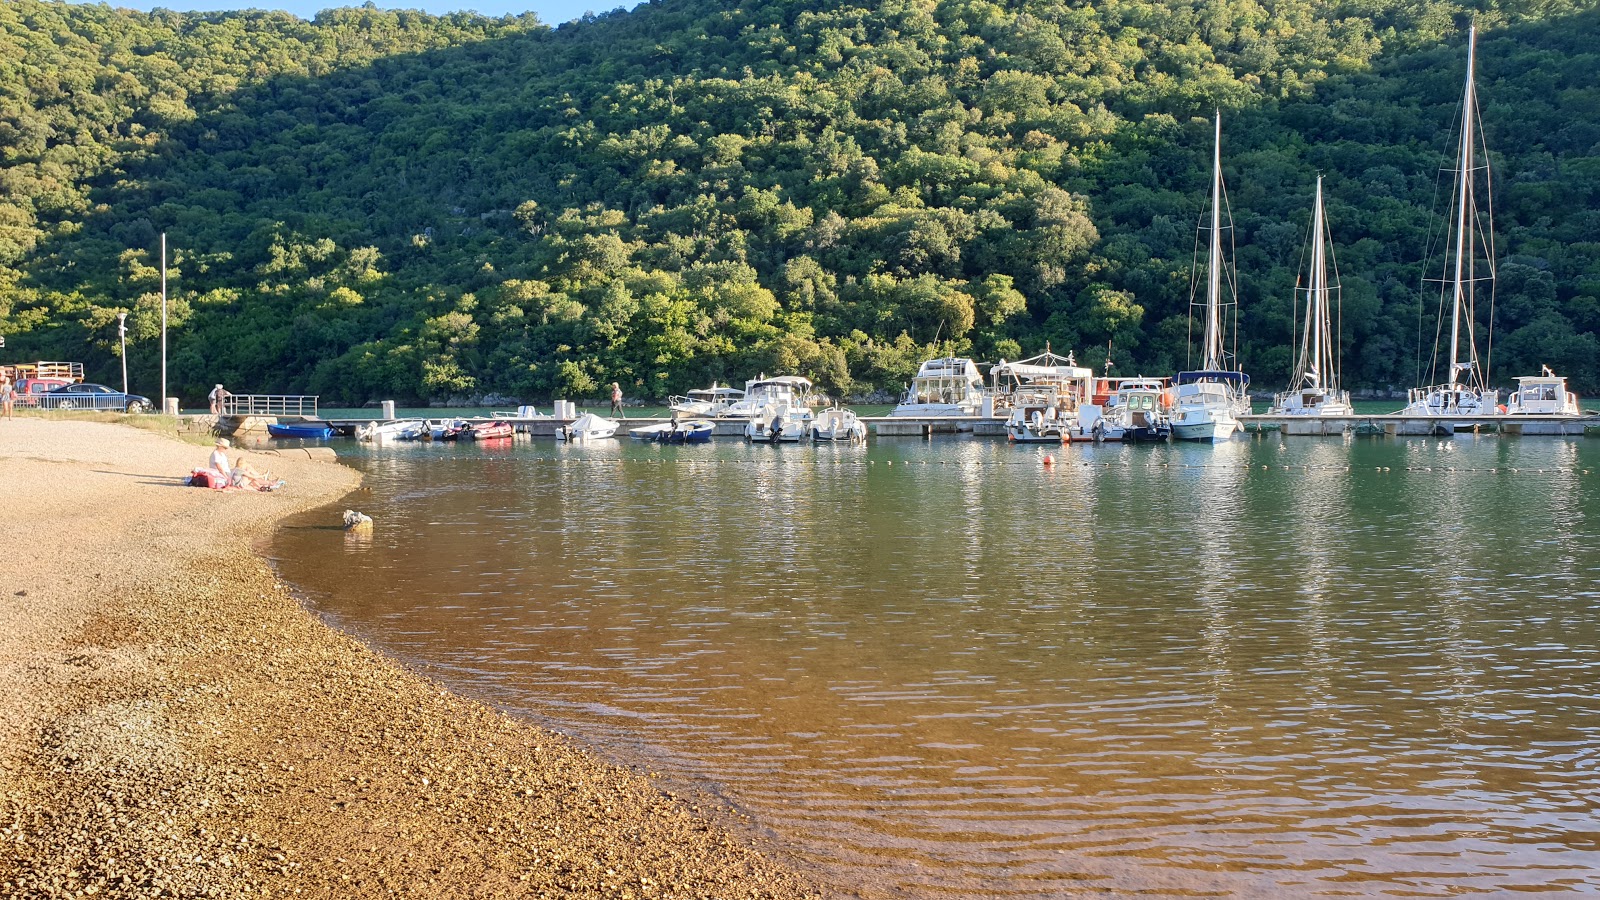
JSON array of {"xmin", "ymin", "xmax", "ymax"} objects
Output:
[{"xmin": 222, "ymin": 394, "xmax": 320, "ymax": 417}]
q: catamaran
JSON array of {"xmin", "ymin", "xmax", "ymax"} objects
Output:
[
  {"xmin": 1172, "ymin": 112, "xmax": 1251, "ymax": 441},
  {"xmin": 1399, "ymin": 26, "xmax": 1499, "ymax": 424},
  {"xmin": 1270, "ymin": 176, "xmax": 1353, "ymax": 416}
]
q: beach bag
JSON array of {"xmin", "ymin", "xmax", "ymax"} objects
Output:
[{"xmin": 187, "ymin": 468, "xmax": 223, "ymax": 489}]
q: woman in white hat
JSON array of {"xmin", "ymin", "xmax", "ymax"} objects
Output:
[{"xmin": 208, "ymin": 437, "xmax": 231, "ymax": 479}]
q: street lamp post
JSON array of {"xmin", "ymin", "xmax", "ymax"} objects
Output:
[
  {"xmin": 159, "ymin": 233, "xmax": 168, "ymax": 414},
  {"xmin": 117, "ymin": 312, "xmax": 128, "ymax": 395}
]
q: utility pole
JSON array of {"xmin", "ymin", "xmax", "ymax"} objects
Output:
[
  {"xmin": 160, "ymin": 233, "xmax": 168, "ymax": 414},
  {"xmin": 118, "ymin": 312, "xmax": 128, "ymax": 395}
]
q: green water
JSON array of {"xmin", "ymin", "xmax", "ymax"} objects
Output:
[{"xmin": 272, "ymin": 432, "xmax": 1600, "ymax": 897}]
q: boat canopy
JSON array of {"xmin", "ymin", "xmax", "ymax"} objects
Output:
[
  {"xmin": 911, "ymin": 357, "xmax": 981, "ymax": 379},
  {"xmin": 749, "ymin": 375, "xmax": 813, "ymax": 390},
  {"xmin": 1175, "ymin": 370, "xmax": 1249, "ymax": 387},
  {"xmin": 991, "ymin": 348, "xmax": 1092, "ymax": 384},
  {"xmin": 687, "ymin": 386, "xmax": 745, "ymax": 398}
]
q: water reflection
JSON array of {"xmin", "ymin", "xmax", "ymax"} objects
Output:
[{"xmin": 284, "ymin": 433, "xmax": 1600, "ymax": 897}]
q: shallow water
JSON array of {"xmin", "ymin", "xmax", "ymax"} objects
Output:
[{"xmin": 272, "ymin": 432, "xmax": 1600, "ymax": 897}]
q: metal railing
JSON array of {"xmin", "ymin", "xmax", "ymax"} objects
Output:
[{"xmin": 221, "ymin": 394, "xmax": 320, "ymax": 417}]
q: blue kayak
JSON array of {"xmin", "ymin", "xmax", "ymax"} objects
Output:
[{"xmin": 266, "ymin": 422, "xmax": 336, "ymax": 439}]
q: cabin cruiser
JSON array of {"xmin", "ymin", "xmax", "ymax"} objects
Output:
[
  {"xmin": 668, "ymin": 384, "xmax": 745, "ymax": 418},
  {"xmin": 1005, "ymin": 389, "xmax": 1067, "ymax": 443},
  {"xmin": 723, "ymin": 375, "xmax": 813, "ymax": 419},
  {"xmin": 1170, "ymin": 371, "xmax": 1248, "ymax": 441},
  {"xmin": 1071, "ymin": 378, "xmax": 1172, "ymax": 442},
  {"xmin": 746, "ymin": 399, "xmax": 812, "ymax": 443},
  {"xmin": 1505, "ymin": 366, "xmax": 1581, "ymax": 416},
  {"xmin": 990, "ymin": 347, "xmax": 1094, "ymax": 418},
  {"xmin": 890, "ymin": 357, "xmax": 988, "ymax": 423}
]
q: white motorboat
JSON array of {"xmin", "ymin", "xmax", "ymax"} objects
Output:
[
  {"xmin": 560, "ymin": 412, "xmax": 618, "ymax": 440},
  {"xmin": 890, "ymin": 357, "xmax": 988, "ymax": 423},
  {"xmin": 1172, "ymin": 112, "xmax": 1250, "ymax": 442},
  {"xmin": 356, "ymin": 419, "xmax": 427, "ymax": 441},
  {"xmin": 492, "ymin": 405, "xmax": 551, "ymax": 420},
  {"xmin": 1005, "ymin": 391, "xmax": 1065, "ymax": 444},
  {"xmin": 1399, "ymin": 27, "xmax": 1499, "ymax": 425},
  {"xmin": 746, "ymin": 399, "xmax": 811, "ymax": 443},
  {"xmin": 812, "ymin": 406, "xmax": 866, "ymax": 442},
  {"xmin": 669, "ymin": 384, "xmax": 745, "ymax": 418},
  {"xmin": 722, "ymin": 375, "xmax": 814, "ymax": 420},
  {"xmin": 1270, "ymin": 177, "xmax": 1353, "ymax": 416},
  {"xmin": 629, "ymin": 421, "xmax": 676, "ymax": 440},
  {"xmin": 1071, "ymin": 378, "xmax": 1172, "ymax": 442},
  {"xmin": 1505, "ymin": 366, "xmax": 1581, "ymax": 416}
]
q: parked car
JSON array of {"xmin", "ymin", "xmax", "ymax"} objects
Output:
[
  {"xmin": 38, "ymin": 383, "xmax": 153, "ymax": 413},
  {"xmin": 13, "ymin": 377, "xmax": 75, "ymax": 406}
]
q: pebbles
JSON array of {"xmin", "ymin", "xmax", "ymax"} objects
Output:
[{"xmin": 0, "ymin": 419, "xmax": 823, "ymax": 899}]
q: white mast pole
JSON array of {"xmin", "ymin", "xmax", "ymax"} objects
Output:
[
  {"xmin": 1308, "ymin": 176, "xmax": 1326, "ymax": 390},
  {"xmin": 1206, "ymin": 111, "xmax": 1224, "ymax": 371},
  {"xmin": 1448, "ymin": 27, "xmax": 1477, "ymax": 390}
]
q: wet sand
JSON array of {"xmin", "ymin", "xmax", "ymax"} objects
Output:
[{"xmin": 0, "ymin": 417, "xmax": 823, "ymax": 899}]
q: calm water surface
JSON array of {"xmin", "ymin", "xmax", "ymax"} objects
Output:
[{"xmin": 272, "ymin": 432, "xmax": 1600, "ymax": 897}]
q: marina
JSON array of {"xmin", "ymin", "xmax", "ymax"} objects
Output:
[{"xmin": 272, "ymin": 432, "xmax": 1600, "ymax": 898}]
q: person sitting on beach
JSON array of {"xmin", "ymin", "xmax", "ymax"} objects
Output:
[
  {"xmin": 208, "ymin": 438, "xmax": 232, "ymax": 478},
  {"xmin": 230, "ymin": 455, "xmax": 280, "ymax": 491}
]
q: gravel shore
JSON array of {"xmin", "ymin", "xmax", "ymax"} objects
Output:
[{"xmin": 0, "ymin": 417, "xmax": 824, "ymax": 899}]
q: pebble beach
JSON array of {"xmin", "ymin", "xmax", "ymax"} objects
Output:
[{"xmin": 0, "ymin": 417, "xmax": 822, "ymax": 899}]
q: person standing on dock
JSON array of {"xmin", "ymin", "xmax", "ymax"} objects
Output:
[
  {"xmin": 610, "ymin": 382, "xmax": 623, "ymax": 416},
  {"xmin": 208, "ymin": 383, "xmax": 230, "ymax": 415}
]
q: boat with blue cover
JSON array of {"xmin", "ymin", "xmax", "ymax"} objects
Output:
[{"xmin": 266, "ymin": 422, "xmax": 336, "ymax": 439}]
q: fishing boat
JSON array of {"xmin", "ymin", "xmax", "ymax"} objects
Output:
[
  {"xmin": 746, "ymin": 399, "xmax": 811, "ymax": 443},
  {"xmin": 266, "ymin": 422, "xmax": 336, "ymax": 439},
  {"xmin": 1172, "ymin": 113, "xmax": 1251, "ymax": 442},
  {"xmin": 559, "ymin": 412, "xmax": 618, "ymax": 441},
  {"xmin": 812, "ymin": 406, "xmax": 867, "ymax": 443},
  {"xmin": 1005, "ymin": 390, "xmax": 1066, "ymax": 443},
  {"xmin": 991, "ymin": 346, "xmax": 1094, "ymax": 417},
  {"xmin": 355, "ymin": 419, "xmax": 428, "ymax": 441},
  {"xmin": 464, "ymin": 421, "xmax": 514, "ymax": 440},
  {"xmin": 1071, "ymin": 378, "xmax": 1172, "ymax": 442},
  {"xmin": 1270, "ymin": 176, "xmax": 1353, "ymax": 416},
  {"xmin": 1399, "ymin": 27, "xmax": 1499, "ymax": 427},
  {"xmin": 1505, "ymin": 366, "xmax": 1581, "ymax": 416},
  {"xmin": 669, "ymin": 384, "xmax": 745, "ymax": 418},
  {"xmin": 659, "ymin": 420, "xmax": 714, "ymax": 443},
  {"xmin": 889, "ymin": 357, "xmax": 988, "ymax": 423}
]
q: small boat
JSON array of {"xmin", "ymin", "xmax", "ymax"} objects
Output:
[
  {"xmin": 356, "ymin": 419, "xmax": 427, "ymax": 441},
  {"xmin": 660, "ymin": 420, "xmax": 714, "ymax": 444},
  {"xmin": 812, "ymin": 407, "xmax": 866, "ymax": 443},
  {"xmin": 746, "ymin": 400, "xmax": 811, "ymax": 443},
  {"xmin": 629, "ymin": 421, "xmax": 675, "ymax": 441},
  {"xmin": 1071, "ymin": 378, "xmax": 1172, "ymax": 442},
  {"xmin": 1505, "ymin": 366, "xmax": 1581, "ymax": 416},
  {"xmin": 491, "ymin": 405, "xmax": 550, "ymax": 420},
  {"xmin": 559, "ymin": 413, "xmax": 619, "ymax": 441},
  {"xmin": 669, "ymin": 384, "xmax": 746, "ymax": 418},
  {"xmin": 1005, "ymin": 392, "xmax": 1065, "ymax": 444},
  {"xmin": 435, "ymin": 420, "xmax": 474, "ymax": 441},
  {"xmin": 266, "ymin": 422, "xmax": 336, "ymax": 439},
  {"xmin": 464, "ymin": 421, "xmax": 514, "ymax": 440}
]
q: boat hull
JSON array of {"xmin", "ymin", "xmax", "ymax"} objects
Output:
[{"xmin": 267, "ymin": 423, "xmax": 335, "ymax": 439}]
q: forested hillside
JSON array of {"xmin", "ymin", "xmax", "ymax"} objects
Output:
[{"xmin": 3, "ymin": 0, "xmax": 1598, "ymax": 404}]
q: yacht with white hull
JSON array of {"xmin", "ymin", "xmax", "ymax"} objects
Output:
[
  {"xmin": 890, "ymin": 357, "xmax": 987, "ymax": 423},
  {"xmin": 1173, "ymin": 113, "xmax": 1250, "ymax": 442},
  {"xmin": 1270, "ymin": 177, "xmax": 1353, "ymax": 417}
]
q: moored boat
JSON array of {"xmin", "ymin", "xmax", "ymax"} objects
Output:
[
  {"xmin": 746, "ymin": 399, "xmax": 811, "ymax": 443},
  {"xmin": 669, "ymin": 384, "xmax": 746, "ymax": 418},
  {"xmin": 660, "ymin": 420, "xmax": 714, "ymax": 443},
  {"xmin": 1172, "ymin": 113, "xmax": 1250, "ymax": 442},
  {"xmin": 812, "ymin": 406, "xmax": 867, "ymax": 443},
  {"xmin": 1270, "ymin": 176, "xmax": 1353, "ymax": 417},
  {"xmin": 356, "ymin": 419, "xmax": 427, "ymax": 441},
  {"xmin": 266, "ymin": 422, "xmax": 336, "ymax": 439},
  {"xmin": 1505, "ymin": 366, "xmax": 1581, "ymax": 416},
  {"xmin": 889, "ymin": 357, "xmax": 988, "ymax": 424},
  {"xmin": 1005, "ymin": 390, "xmax": 1066, "ymax": 443},
  {"xmin": 559, "ymin": 412, "xmax": 619, "ymax": 441},
  {"xmin": 1399, "ymin": 27, "xmax": 1499, "ymax": 426},
  {"xmin": 1071, "ymin": 378, "xmax": 1172, "ymax": 442},
  {"xmin": 464, "ymin": 421, "xmax": 514, "ymax": 440}
]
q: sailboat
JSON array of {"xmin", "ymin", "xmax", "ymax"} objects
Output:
[
  {"xmin": 1171, "ymin": 112, "xmax": 1251, "ymax": 441},
  {"xmin": 1270, "ymin": 176, "xmax": 1353, "ymax": 415},
  {"xmin": 1400, "ymin": 26, "xmax": 1499, "ymax": 424}
]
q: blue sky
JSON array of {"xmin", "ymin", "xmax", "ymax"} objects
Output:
[{"xmin": 75, "ymin": 0, "xmax": 633, "ymax": 26}]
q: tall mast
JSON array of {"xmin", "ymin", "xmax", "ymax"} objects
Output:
[
  {"xmin": 1447, "ymin": 26, "xmax": 1477, "ymax": 389},
  {"xmin": 1307, "ymin": 176, "xmax": 1327, "ymax": 390},
  {"xmin": 1205, "ymin": 111, "xmax": 1224, "ymax": 371}
]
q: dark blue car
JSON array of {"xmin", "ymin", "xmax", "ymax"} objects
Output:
[{"xmin": 40, "ymin": 383, "xmax": 153, "ymax": 413}]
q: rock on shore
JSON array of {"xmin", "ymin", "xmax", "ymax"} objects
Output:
[{"xmin": 0, "ymin": 418, "xmax": 823, "ymax": 899}]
